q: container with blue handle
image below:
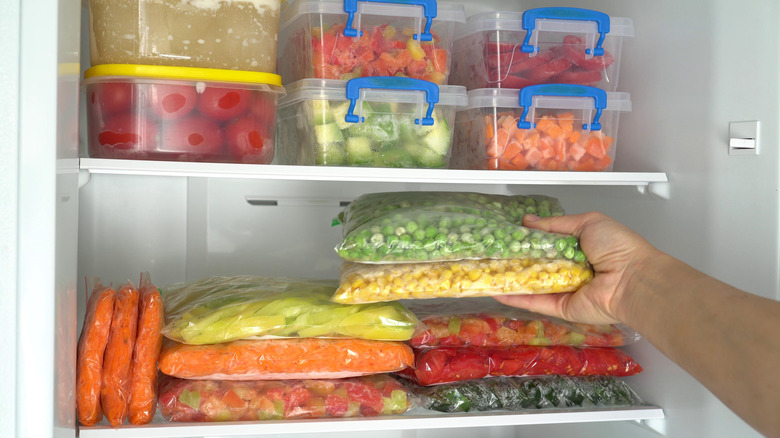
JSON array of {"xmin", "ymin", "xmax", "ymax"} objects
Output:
[
  {"xmin": 277, "ymin": 77, "xmax": 468, "ymax": 167},
  {"xmin": 451, "ymin": 85, "xmax": 631, "ymax": 172},
  {"xmin": 450, "ymin": 8, "xmax": 634, "ymax": 91},
  {"xmin": 278, "ymin": 0, "xmax": 466, "ymax": 86}
]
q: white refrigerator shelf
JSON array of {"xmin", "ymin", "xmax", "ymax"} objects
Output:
[
  {"xmin": 79, "ymin": 158, "xmax": 668, "ymax": 187},
  {"xmin": 78, "ymin": 406, "xmax": 665, "ymax": 437}
]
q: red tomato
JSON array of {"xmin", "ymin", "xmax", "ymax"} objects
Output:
[
  {"xmin": 524, "ymin": 58, "xmax": 573, "ymax": 82},
  {"xmin": 160, "ymin": 115, "xmax": 224, "ymax": 158},
  {"xmin": 558, "ymin": 35, "xmax": 616, "ymax": 71},
  {"xmin": 147, "ymin": 84, "xmax": 198, "ymax": 120},
  {"xmin": 225, "ymin": 117, "xmax": 272, "ymax": 164},
  {"xmin": 345, "ymin": 382, "xmax": 383, "ymax": 415},
  {"xmin": 197, "ymin": 87, "xmax": 251, "ymax": 121},
  {"xmin": 90, "ymin": 82, "xmax": 134, "ymax": 116},
  {"xmin": 283, "ymin": 385, "xmax": 312, "ymax": 417},
  {"xmin": 96, "ymin": 113, "xmax": 158, "ymax": 153},
  {"xmin": 324, "ymin": 394, "xmax": 349, "ymax": 417}
]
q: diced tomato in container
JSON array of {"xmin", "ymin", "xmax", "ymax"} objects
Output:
[
  {"xmin": 450, "ymin": 8, "xmax": 634, "ymax": 91},
  {"xmin": 451, "ymin": 84, "xmax": 631, "ymax": 172},
  {"xmin": 276, "ymin": 76, "xmax": 467, "ymax": 168},
  {"xmin": 83, "ymin": 64, "xmax": 284, "ymax": 164},
  {"xmin": 277, "ymin": 0, "xmax": 466, "ymax": 85}
]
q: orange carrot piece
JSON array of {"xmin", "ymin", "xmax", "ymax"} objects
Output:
[
  {"xmin": 557, "ymin": 112, "xmax": 575, "ymax": 132},
  {"xmin": 503, "ymin": 140, "xmax": 523, "ymax": 160},
  {"xmin": 497, "ymin": 158, "xmax": 516, "ymax": 170},
  {"xmin": 128, "ymin": 273, "xmax": 164, "ymax": 425},
  {"xmin": 77, "ymin": 281, "xmax": 117, "ymax": 426},
  {"xmin": 544, "ymin": 122, "xmax": 564, "ymax": 139},
  {"xmin": 567, "ymin": 130, "xmax": 581, "ymax": 143},
  {"xmin": 525, "ymin": 148, "xmax": 543, "ymax": 166},
  {"xmin": 102, "ymin": 282, "xmax": 140, "ymax": 427},
  {"xmin": 509, "ymin": 152, "xmax": 529, "ymax": 170},
  {"xmin": 585, "ymin": 136, "xmax": 607, "ymax": 159}
]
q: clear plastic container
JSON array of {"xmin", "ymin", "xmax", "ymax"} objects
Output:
[
  {"xmin": 452, "ymin": 84, "xmax": 631, "ymax": 171},
  {"xmin": 277, "ymin": 76, "xmax": 467, "ymax": 167},
  {"xmin": 277, "ymin": 0, "xmax": 466, "ymax": 85},
  {"xmin": 87, "ymin": 0, "xmax": 281, "ymax": 72},
  {"xmin": 83, "ymin": 64, "xmax": 284, "ymax": 164},
  {"xmin": 450, "ymin": 8, "xmax": 634, "ymax": 91}
]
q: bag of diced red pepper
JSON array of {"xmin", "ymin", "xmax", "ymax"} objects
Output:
[
  {"xmin": 397, "ymin": 345, "xmax": 642, "ymax": 386},
  {"xmin": 405, "ymin": 298, "xmax": 639, "ymax": 348},
  {"xmin": 158, "ymin": 374, "xmax": 415, "ymax": 422}
]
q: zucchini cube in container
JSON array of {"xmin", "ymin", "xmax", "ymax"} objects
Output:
[
  {"xmin": 87, "ymin": 0, "xmax": 281, "ymax": 73},
  {"xmin": 277, "ymin": 76, "xmax": 467, "ymax": 168},
  {"xmin": 83, "ymin": 64, "xmax": 284, "ymax": 164},
  {"xmin": 277, "ymin": 0, "xmax": 466, "ymax": 84},
  {"xmin": 450, "ymin": 8, "xmax": 634, "ymax": 91},
  {"xmin": 451, "ymin": 84, "xmax": 631, "ymax": 171}
]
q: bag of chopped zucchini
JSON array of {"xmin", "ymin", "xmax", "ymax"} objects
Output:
[
  {"xmin": 162, "ymin": 276, "xmax": 419, "ymax": 344},
  {"xmin": 333, "ymin": 191, "xmax": 585, "ymax": 264},
  {"xmin": 408, "ymin": 376, "xmax": 644, "ymax": 413},
  {"xmin": 332, "ymin": 258, "xmax": 593, "ymax": 303}
]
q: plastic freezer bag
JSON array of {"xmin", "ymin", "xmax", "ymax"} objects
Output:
[
  {"xmin": 332, "ymin": 258, "xmax": 592, "ymax": 303},
  {"xmin": 397, "ymin": 345, "xmax": 642, "ymax": 386},
  {"xmin": 162, "ymin": 276, "xmax": 419, "ymax": 344},
  {"xmin": 405, "ymin": 298, "xmax": 638, "ymax": 348},
  {"xmin": 158, "ymin": 338, "xmax": 415, "ymax": 380},
  {"xmin": 333, "ymin": 191, "xmax": 586, "ymax": 264},
  {"xmin": 409, "ymin": 375, "xmax": 644, "ymax": 413},
  {"xmin": 158, "ymin": 374, "xmax": 415, "ymax": 421}
]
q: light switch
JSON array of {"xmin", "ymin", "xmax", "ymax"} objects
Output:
[{"xmin": 729, "ymin": 120, "xmax": 760, "ymax": 155}]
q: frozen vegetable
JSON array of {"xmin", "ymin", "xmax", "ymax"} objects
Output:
[
  {"xmin": 76, "ymin": 280, "xmax": 116, "ymax": 426},
  {"xmin": 334, "ymin": 191, "xmax": 583, "ymax": 263},
  {"xmin": 410, "ymin": 375, "xmax": 643, "ymax": 413},
  {"xmin": 292, "ymin": 23, "xmax": 449, "ymax": 83},
  {"xmin": 280, "ymin": 98, "xmax": 455, "ymax": 168},
  {"xmin": 332, "ymin": 258, "xmax": 592, "ymax": 304},
  {"xmin": 405, "ymin": 298, "xmax": 638, "ymax": 348},
  {"xmin": 454, "ymin": 110, "xmax": 616, "ymax": 171},
  {"xmin": 162, "ymin": 276, "xmax": 419, "ymax": 344},
  {"xmin": 158, "ymin": 338, "xmax": 415, "ymax": 380},
  {"xmin": 397, "ymin": 346, "xmax": 642, "ymax": 386},
  {"xmin": 128, "ymin": 273, "xmax": 164, "ymax": 425},
  {"xmin": 101, "ymin": 281, "xmax": 140, "ymax": 427},
  {"xmin": 158, "ymin": 374, "xmax": 414, "ymax": 421}
]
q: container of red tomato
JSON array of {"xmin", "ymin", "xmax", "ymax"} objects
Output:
[
  {"xmin": 82, "ymin": 64, "xmax": 284, "ymax": 164},
  {"xmin": 450, "ymin": 8, "xmax": 634, "ymax": 91},
  {"xmin": 277, "ymin": 0, "xmax": 466, "ymax": 85},
  {"xmin": 451, "ymin": 84, "xmax": 631, "ymax": 172}
]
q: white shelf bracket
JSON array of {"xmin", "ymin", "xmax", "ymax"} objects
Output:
[
  {"xmin": 78, "ymin": 168, "xmax": 92, "ymax": 189},
  {"xmin": 636, "ymin": 181, "xmax": 670, "ymax": 199}
]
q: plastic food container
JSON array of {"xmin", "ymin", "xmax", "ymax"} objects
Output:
[
  {"xmin": 277, "ymin": 0, "xmax": 466, "ymax": 85},
  {"xmin": 277, "ymin": 76, "xmax": 467, "ymax": 168},
  {"xmin": 452, "ymin": 84, "xmax": 631, "ymax": 171},
  {"xmin": 87, "ymin": 0, "xmax": 281, "ymax": 72},
  {"xmin": 83, "ymin": 64, "xmax": 284, "ymax": 164},
  {"xmin": 450, "ymin": 8, "xmax": 634, "ymax": 91}
]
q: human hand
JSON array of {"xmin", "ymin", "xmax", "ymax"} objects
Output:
[{"xmin": 493, "ymin": 211, "xmax": 659, "ymax": 325}]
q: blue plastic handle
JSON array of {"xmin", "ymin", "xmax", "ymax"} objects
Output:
[
  {"xmin": 343, "ymin": 0, "xmax": 437, "ymax": 41},
  {"xmin": 521, "ymin": 7, "xmax": 610, "ymax": 56},
  {"xmin": 517, "ymin": 84, "xmax": 607, "ymax": 131},
  {"xmin": 345, "ymin": 76, "xmax": 439, "ymax": 125}
]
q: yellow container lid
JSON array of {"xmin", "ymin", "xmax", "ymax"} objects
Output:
[{"xmin": 84, "ymin": 64, "xmax": 283, "ymax": 87}]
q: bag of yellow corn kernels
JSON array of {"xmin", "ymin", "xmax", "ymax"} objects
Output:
[
  {"xmin": 332, "ymin": 258, "xmax": 593, "ymax": 304},
  {"xmin": 334, "ymin": 192, "xmax": 582, "ymax": 264}
]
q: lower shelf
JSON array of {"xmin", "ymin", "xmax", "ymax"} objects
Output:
[{"xmin": 78, "ymin": 406, "xmax": 664, "ymax": 437}]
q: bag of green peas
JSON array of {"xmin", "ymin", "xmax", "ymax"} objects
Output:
[{"xmin": 333, "ymin": 191, "xmax": 587, "ymax": 264}]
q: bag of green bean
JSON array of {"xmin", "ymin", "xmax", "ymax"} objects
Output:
[{"xmin": 333, "ymin": 191, "xmax": 585, "ymax": 264}]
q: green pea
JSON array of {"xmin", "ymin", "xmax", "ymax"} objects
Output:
[
  {"xmin": 425, "ymin": 226, "xmax": 438, "ymax": 238},
  {"xmin": 413, "ymin": 229, "xmax": 426, "ymax": 241},
  {"xmin": 382, "ymin": 225, "xmax": 394, "ymax": 236},
  {"xmin": 406, "ymin": 221, "xmax": 419, "ymax": 233},
  {"xmin": 386, "ymin": 234, "xmax": 400, "ymax": 249},
  {"xmin": 563, "ymin": 247, "xmax": 575, "ymax": 259}
]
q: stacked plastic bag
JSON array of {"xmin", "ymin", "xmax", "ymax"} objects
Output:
[{"xmin": 155, "ymin": 276, "xmax": 419, "ymax": 422}]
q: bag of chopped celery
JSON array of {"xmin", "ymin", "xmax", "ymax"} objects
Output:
[
  {"xmin": 404, "ymin": 297, "xmax": 640, "ymax": 348},
  {"xmin": 333, "ymin": 191, "xmax": 584, "ymax": 263},
  {"xmin": 161, "ymin": 276, "xmax": 419, "ymax": 344},
  {"xmin": 332, "ymin": 258, "xmax": 593, "ymax": 304}
]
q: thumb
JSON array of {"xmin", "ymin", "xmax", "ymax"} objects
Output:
[{"xmin": 522, "ymin": 213, "xmax": 590, "ymax": 237}]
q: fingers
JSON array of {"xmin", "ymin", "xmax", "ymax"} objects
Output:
[
  {"xmin": 492, "ymin": 293, "xmax": 572, "ymax": 321},
  {"xmin": 523, "ymin": 212, "xmax": 603, "ymax": 237}
]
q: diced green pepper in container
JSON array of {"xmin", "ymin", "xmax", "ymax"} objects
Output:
[{"xmin": 161, "ymin": 276, "xmax": 420, "ymax": 344}]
